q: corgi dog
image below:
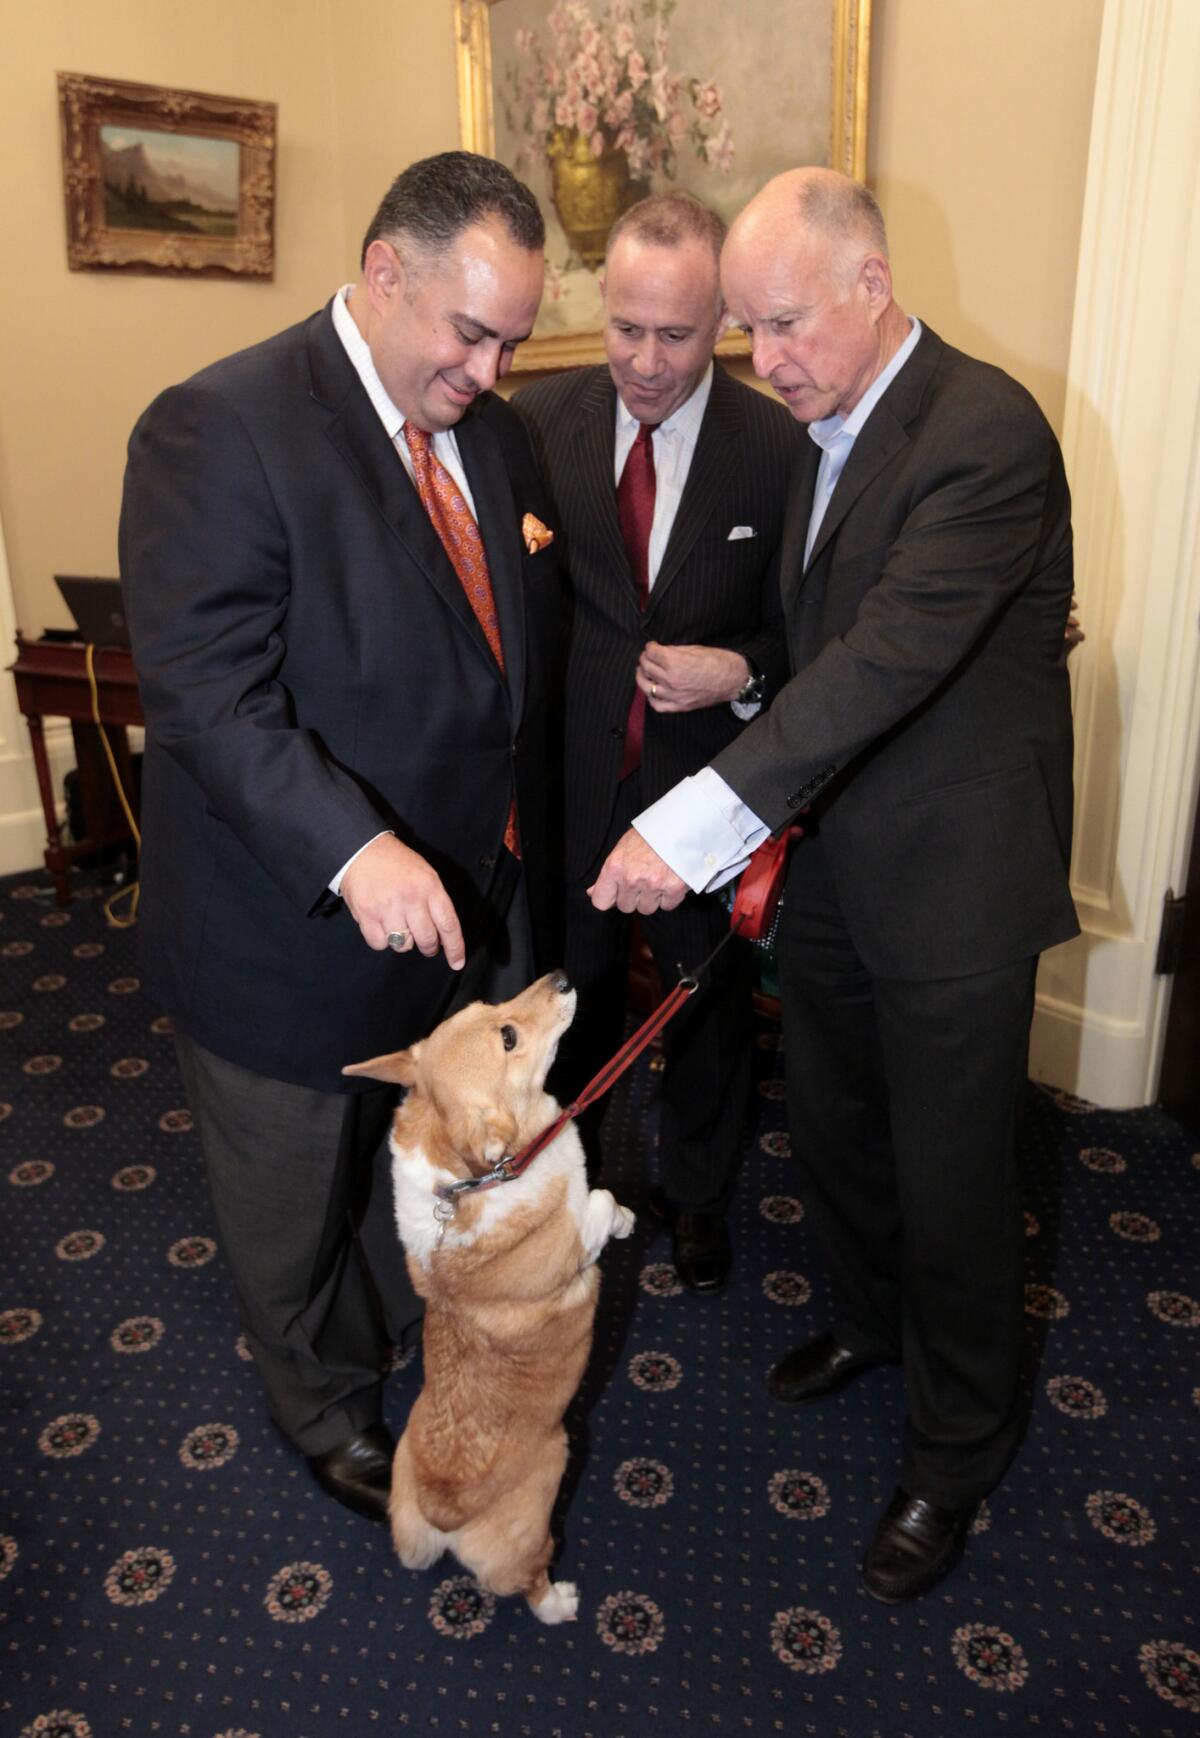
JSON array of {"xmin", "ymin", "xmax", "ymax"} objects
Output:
[{"xmin": 343, "ymin": 970, "xmax": 634, "ymax": 1623}]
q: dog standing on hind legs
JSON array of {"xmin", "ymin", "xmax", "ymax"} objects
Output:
[{"xmin": 344, "ymin": 970, "xmax": 635, "ymax": 1623}]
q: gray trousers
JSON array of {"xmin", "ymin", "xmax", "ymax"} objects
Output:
[
  {"xmin": 174, "ymin": 1031, "xmax": 421, "ymax": 1455},
  {"xmin": 172, "ymin": 861, "xmax": 534, "ymax": 1456}
]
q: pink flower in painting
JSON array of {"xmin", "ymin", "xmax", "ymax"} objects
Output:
[
  {"xmin": 608, "ymin": 87, "xmax": 633, "ymax": 125},
  {"xmin": 704, "ymin": 119, "xmax": 735, "ymax": 174},
  {"xmin": 650, "ymin": 63, "xmax": 673, "ymax": 122},
  {"xmin": 626, "ymin": 135, "xmax": 650, "ymax": 178},
  {"xmin": 499, "ymin": 1, "xmax": 735, "ymax": 199},
  {"xmin": 694, "ymin": 79, "xmax": 722, "ymax": 120},
  {"xmin": 579, "ymin": 53, "xmax": 603, "ymax": 97}
]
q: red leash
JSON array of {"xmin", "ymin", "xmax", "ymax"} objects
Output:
[{"xmin": 432, "ymin": 923, "xmax": 741, "ymax": 1222}]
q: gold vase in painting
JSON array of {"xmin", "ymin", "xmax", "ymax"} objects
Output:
[{"xmin": 546, "ymin": 128, "xmax": 645, "ymax": 269}]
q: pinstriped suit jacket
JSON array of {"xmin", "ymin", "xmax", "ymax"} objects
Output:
[{"xmin": 514, "ymin": 363, "xmax": 801, "ymax": 880}]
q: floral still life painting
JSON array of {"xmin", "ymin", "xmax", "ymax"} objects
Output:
[{"xmin": 462, "ymin": 0, "xmax": 865, "ymax": 357}]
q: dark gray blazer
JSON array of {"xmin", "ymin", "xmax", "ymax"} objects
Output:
[
  {"xmin": 119, "ymin": 302, "xmax": 560, "ymax": 1091},
  {"xmin": 715, "ymin": 324, "xmax": 1079, "ymax": 980},
  {"xmin": 514, "ymin": 362, "xmax": 800, "ymax": 879}
]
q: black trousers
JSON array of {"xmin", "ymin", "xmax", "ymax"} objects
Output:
[
  {"xmin": 777, "ymin": 835, "xmax": 1036, "ymax": 1506},
  {"xmin": 556, "ymin": 774, "xmax": 755, "ymax": 1211},
  {"xmin": 173, "ymin": 854, "xmax": 531, "ymax": 1455}
]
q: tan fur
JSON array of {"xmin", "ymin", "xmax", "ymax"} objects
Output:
[{"xmin": 344, "ymin": 972, "xmax": 634, "ymax": 1622}]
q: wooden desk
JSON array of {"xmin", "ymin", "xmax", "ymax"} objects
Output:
[{"xmin": 8, "ymin": 634, "xmax": 143, "ymax": 905}]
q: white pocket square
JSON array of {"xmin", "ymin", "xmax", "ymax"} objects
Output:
[{"xmin": 727, "ymin": 525, "xmax": 757, "ymax": 541}]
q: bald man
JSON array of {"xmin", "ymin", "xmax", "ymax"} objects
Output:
[{"xmin": 590, "ymin": 169, "xmax": 1078, "ymax": 1600}]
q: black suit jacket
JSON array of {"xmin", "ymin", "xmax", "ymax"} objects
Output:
[
  {"xmin": 514, "ymin": 363, "xmax": 800, "ymax": 878},
  {"xmin": 715, "ymin": 324, "xmax": 1080, "ymax": 980},
  {"xmin": 119, "ymin": 302, "xmax": 560, "ymax": 1091}
]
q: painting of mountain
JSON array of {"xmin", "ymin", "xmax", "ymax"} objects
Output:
[{"xmin": 100, "ymin": 126, "xmax": 239, "ymax": 235}]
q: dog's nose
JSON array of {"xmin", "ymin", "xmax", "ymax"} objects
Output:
[{"xmin": 550, "ymin": 970, "xmax": 571, "ymax": 993}]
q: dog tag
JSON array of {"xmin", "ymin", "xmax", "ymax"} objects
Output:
[{"xmin": 433, "ymin": 1197, "xmax": 457, "ymax": 1247}]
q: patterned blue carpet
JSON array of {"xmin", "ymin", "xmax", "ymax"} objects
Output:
[{"xmin": 1, "ymin": 867, "xmax": 1198, "ymax": 1738}]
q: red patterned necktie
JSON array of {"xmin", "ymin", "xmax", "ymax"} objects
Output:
[
  {"xmin": 616, "ymin": 421, "xmax": 659, "ymax": 779},
  {"xmin": 403, "ymin": 423, "xmax": 519, "ymax": 858}
]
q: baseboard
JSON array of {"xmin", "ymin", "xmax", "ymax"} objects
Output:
[{"xmin": 1029, "ymin": 991, "xmax": 1157, "ymax": 1110}]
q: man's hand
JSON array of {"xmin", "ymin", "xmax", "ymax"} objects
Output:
[
  {"xmin": 589, "ymin": 828, "xmax": 688, "ymax": 915},
  {"xmin": 637, "ymin": 641, "xmax": 751, "ymax": 713},
  {"xmin": 340, "ymin": 834, "xmax": 466, "ymax": 968}
]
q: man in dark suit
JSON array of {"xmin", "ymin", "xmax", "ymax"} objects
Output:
[
  {"xmin": 591, "ymin": 168, "xmax": 1078, "ymax": 1598},
  {"xmin": 119, "ymin": 153, "xmax": 558, "ymax": 1523},
  {"xmin": 514, "ymin": 194, "xmax": 798, "ymax": 1292}
]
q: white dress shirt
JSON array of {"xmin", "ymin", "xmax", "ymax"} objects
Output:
[
  {"xmin": 327, "ymin": 287, "xmax": 480, "ymax": 894},
  {"xmin": 634, "ymin": 321, "xmax": 923, "ymax": 894}
]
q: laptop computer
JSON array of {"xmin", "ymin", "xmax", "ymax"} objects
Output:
[{"xmin": 54, "ymin": 576, "xmax": 131, "ymax": 648}]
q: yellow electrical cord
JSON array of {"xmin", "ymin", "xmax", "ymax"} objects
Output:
[{"xmin": 83, "ymin": 641, "xmax": 140, "ymax": 928}]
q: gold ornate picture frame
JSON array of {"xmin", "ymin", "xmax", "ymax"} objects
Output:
[
  {"xmin": 455, "ymin": 0, "xmax": 871, "ymax": 370},
  {"xmin": 57, "ymin": 72, "xmax": 276, "ymax": 278}
]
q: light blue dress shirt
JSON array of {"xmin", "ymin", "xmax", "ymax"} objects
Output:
[{"xmin": 633, "ymin": 319, "xmax": 923, "ymax": 894}]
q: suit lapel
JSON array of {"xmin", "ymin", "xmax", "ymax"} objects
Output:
[
  {"xmin": 645, "ymin": 364, "xmax": 741, "ymax": 621},
  {"xmin": 804, "ymin": 323, "xmax": 943, "ymax": 571},
  {"xmin": 306, "ymin": 310, "xmax": 503, "ymax": 685},
  {"xmin": 573, "ymin": 370, "xmax": 640, "ymax": 623}
]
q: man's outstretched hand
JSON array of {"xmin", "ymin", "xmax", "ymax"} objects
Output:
[{"xmin": 589, "ymin": 828, "xmax": 689, "ymax": 915}]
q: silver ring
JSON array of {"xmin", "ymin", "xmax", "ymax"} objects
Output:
[{"xmin": 386, "ymin": 930, "xmax": 410, "ymax": 952}]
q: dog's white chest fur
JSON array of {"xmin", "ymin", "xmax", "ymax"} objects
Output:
[{"xmin": 391, "ymin": 1120, "xmax": 594, "ymax": 1268}]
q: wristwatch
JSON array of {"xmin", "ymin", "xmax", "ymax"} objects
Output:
[{"xmin": 734, "ymin": 660, "xmax": 765, "ymax": 706}]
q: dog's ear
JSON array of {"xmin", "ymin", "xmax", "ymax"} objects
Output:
[{"xmin": 342, "ymin": 1044, "xmax": 420, "ymax": 1087}]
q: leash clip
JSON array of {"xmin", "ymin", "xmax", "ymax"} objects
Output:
[{"xmin": 432, "ymin": 1195, "xmax": 457, "ymax": 1247}]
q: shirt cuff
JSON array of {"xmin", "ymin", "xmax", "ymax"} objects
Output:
[
  {"xmin": 329, "ymin": 830, "xmax": 393, "ymax": 898},
  {"xmin": 634, "ymin": 768, "xmax": 771, "ymax": 893}
]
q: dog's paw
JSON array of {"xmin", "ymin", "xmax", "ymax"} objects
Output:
[
  {"xmin": 612, "ymin": 1204, "xmax": 636, "ymax": 1239},
  {"xmin": 531, "ymin": 1579, "xmax": 580, "ymax": 1624}
]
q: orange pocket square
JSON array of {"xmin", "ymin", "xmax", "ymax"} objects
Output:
[{"xmin": 522, "ymin": 512, "xmax": 554, "ymax": 554}]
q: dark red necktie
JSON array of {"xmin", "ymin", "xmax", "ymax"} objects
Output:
[{"xmin": 616, "ymin": 421, "xmax": 658, "ymax": 779}]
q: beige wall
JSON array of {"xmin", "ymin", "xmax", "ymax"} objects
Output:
[
  {"xmin": 0, "ymin": 0, "xmax": 459, "ymax": 636},
  {"xmin": 869, "ymin": 0, "xmax": 1103, "ymax": 433},
  {"xmin": 0, "ymin": 0, "xmax": 1101, "ymax": 640}
]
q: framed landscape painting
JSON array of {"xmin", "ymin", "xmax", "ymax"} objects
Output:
[
  {"xmin": 57, "ymin": 73, "xmax": 276, "ymax": 277},
  {"xmin": 455, "ymin": 0, "xmax": 872, "ymax": 368}
]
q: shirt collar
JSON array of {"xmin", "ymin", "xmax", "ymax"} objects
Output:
[
  {"xmin": 331, "ymin": 284, "xmax": 406, "ymax": 439},
  {"xmin": 614, "ymin": 360, "xmax": 715, "ymax": 443},
  {"xmin": 807, "ymin": 317, "xmax": 923, "ymax": 454}
]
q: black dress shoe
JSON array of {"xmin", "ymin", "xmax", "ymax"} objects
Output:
[
  {"xmin": 307, "ymin": 1425, "xmax": 395, "ymax": 1523},
  {"xmin": 861, "ymin": 1486, "xmax": 978, "ymax": 1602},
  {"xmin": 670, "ymin": 1209, "xmax": 731, "ymax": 1294},
  {"xmin": 766, "ymin": 1330, "xmax": 877, "ymax": 1403}
]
